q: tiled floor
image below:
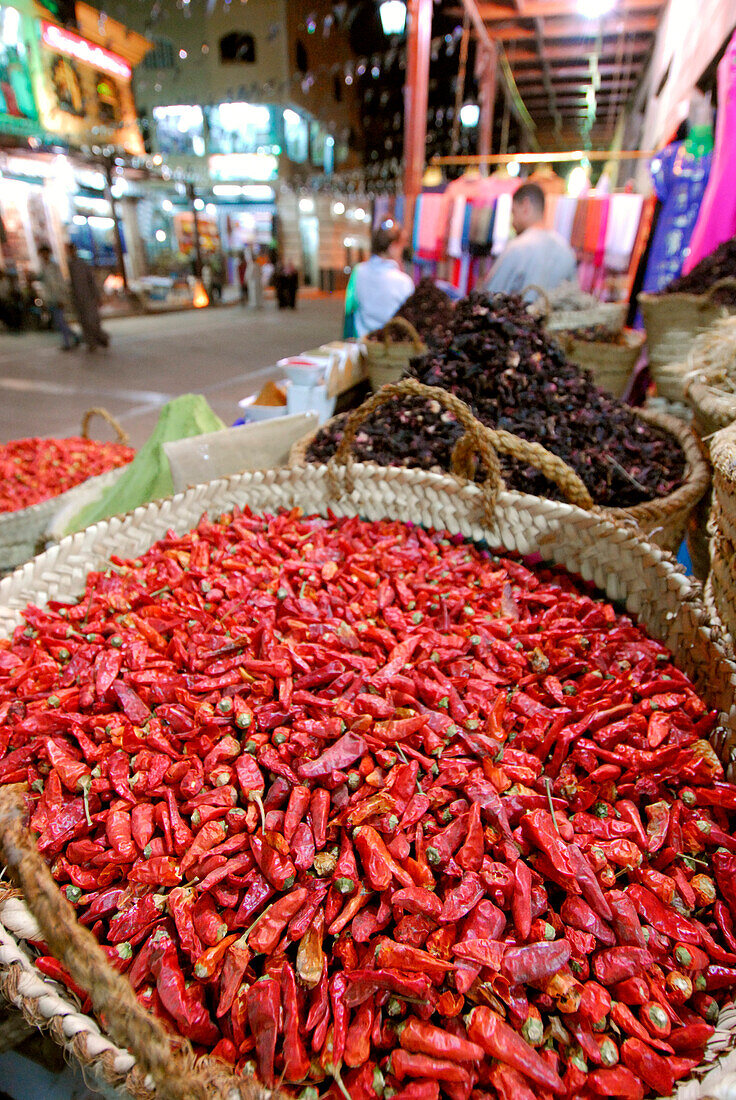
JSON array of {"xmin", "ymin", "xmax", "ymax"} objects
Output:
[{"xmin": 0, "ymin": 292, "xmax": 346, "ymax": 449}]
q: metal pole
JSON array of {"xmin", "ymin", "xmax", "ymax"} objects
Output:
[
  {"xmin": 403, "ymin": 0, "xmax": 432, "ymax": 237},
  {"xmin": 103, "ymin": 158, "xmax": 129, "ymax": 294},
  {"xmin": 186, "ymin": 182, "xmax": 204, "ymax": 278},
  {"xmin": 477, "ymin": 43, "xmax": 498, "ymax": 175}
]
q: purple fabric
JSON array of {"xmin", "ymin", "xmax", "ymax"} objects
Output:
[{"xmin": 642, "ymin": 142, "xmax": 712, "ymax": 293}]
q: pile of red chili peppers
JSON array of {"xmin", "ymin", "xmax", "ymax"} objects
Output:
[
  {"xmin": 0, "ymin": 508, "xmax": 735, "ymax": 1100},
  {"xmin": 0, "ymin": 436, "xmax": 134, "ymax": 513}
]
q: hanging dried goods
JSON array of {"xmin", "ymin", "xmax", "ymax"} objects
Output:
[
  {"xmin": 0, "ymin": 506, "xmax": 734, "ymax": 1098},
  {"xmin": 0, "ymin": 437, "xmax": 134, "ymax": 514},
  {"xmin": 308, "ymin": 294, "xmax": 685, "ymax": 507}
]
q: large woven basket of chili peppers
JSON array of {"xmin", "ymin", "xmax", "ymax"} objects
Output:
[
  {"xmin": 0, "ymin": 408, "xmax": 134, "ymax": 574},
  {"xmin": 1, "ymin": 389, "xmax": 736, "ymax": 1100}
]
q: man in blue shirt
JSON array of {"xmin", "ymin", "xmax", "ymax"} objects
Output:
[
  {"xmin": 350, "ymin": 223, "xmax": 414, "ymax": 337},
  {"xmin": 483, "ymin": 183, "xmax": 577, "ymax": 300}
]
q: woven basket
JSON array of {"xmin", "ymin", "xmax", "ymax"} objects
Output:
[
  {"xmin": 364, "ymin": 316, "xmax": 427, "ymax": 391},
  {"xmin": 0, "ymin": 409, "xmax": 131, "ymax": 574},
  {"xmin": 0, "ymin": 408, "xmax": 735, "ymax": 1097},
  {"xmin": 561, "ymin": 328, "xmax": 645, "ymax": 398},
  {"xmin": 686, "ymin": 378, "xmax": 736, "ymax": 439},
  {"xmin": 289, "ymin": 381, "xmax": 709, "ymax": 554},
  {"xmin": 639, "ymin": 281, "xmax": 736, "ymax": 405},
  {"xmin": 526, "ymin": 285, "xmax": 627, "ymax": 335}
]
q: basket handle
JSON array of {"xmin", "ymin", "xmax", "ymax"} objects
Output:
[
  {"xmin": 81, "ymin": 408, "xmax": 130, "ymax": 447},
  {"xmin": 0, "ymin": 787, "xmax": 233, "ymax": 1100},
  {"xmin": 521, "ymin": 285, "xmax": 551, "ymax": 316},
  {"xmin": 374, "ymin": 316, "xmax": 425, "ymax": 352},
  {"xmin": 701, "ymin": 278, "xmax": 736, "ymax": 308},
  {"xmin": 329, "ymin": 379, "xmax": 594, "ymax": 521}
]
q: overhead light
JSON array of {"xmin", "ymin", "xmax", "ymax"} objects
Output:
[
  {"xmin": 155, "ymin": 229, "xmax": 167, "ymax": 242},
  {"xmin": 332, "ymin": 201, "xmax": 345, "ymax": 215},
  {"xmin": 212, "ymin": 184, "xmax": 242, "ymax": 197},
  {"xmin": 162, "ymin": 199, "xmax": 173, "ymax": 212},
  {"xmin": 507, "ymin": 160, "xmax": 521, "ymax": 177},
  {"xmin": 299, "ymin": 197, "xmax": 315, "ymax": 213},
  {"xmin": 460, "ymin": 103, "xmax": 480, "ymax": 128},
  {"xmin": 578, "ymin": 0, "xmax": 616, "ymax": 16},
  {"xmin": 379, "ymin": 0, "xmax": 407, "ymax": 35},
  {"xmin": 193, "ymin": 197, "xmax": 205, "ymax": 211},
  {"xmin": 206, "ymin": 203, "xmax": 216, "ymax": 214}
]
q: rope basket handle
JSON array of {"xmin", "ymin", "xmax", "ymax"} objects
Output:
[
  {"xmin": 701, "ymin": 278, "xmax": 736, "ymax": 308},
  {"xmin": 329, "ymin": 379, "xmax": 594, "ymax": 520},
  {"xmin": 367, "ymin": 316, "xmax": 425, "ymax": 352},
  {"xmin": 0, "ymin": 786, "xmax": 218, "ymax": 1100},
  {"xmin": 81, "ymin": 408, "xmax": 130, "ymax": 447},
  {"xmin": 521, "ymin": 285, "xmax": 551, "ymax": 316}
]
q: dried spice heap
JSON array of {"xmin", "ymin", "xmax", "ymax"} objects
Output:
[
  {"xmin": 665, "ymin": 235, "xmax": 736, "ymax": 305},
  {"xmin": 2, "ymin": 509, "xmax": 735, "ymax": 1098},
  {"xmin": 309, "ymin": 294, "xmax": 685, "ymax": 508},
  {"xmin": 0, "ymin": 437, "xmax": 135, "ymax": 514},
  {"xmin": 371, "ymin": 277, "xmax": 455, "ymax": 348}
]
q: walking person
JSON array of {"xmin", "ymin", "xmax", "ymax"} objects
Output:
[
  {"xmin": 37, "ymin": 244, "xmax": 79, "ymax": 351},
  {"xmin": 65, "ymin": 243, "xmax": 109, "ymax": 352},
  {"xmin": 238, "ymin": 250, "xmax": 249, "ymax": 306},
  {"xmin": 209, "ymin": 249, "xmax": 225, "ymax": 304}
]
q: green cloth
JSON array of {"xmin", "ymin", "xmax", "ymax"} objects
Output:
[
  {"xmin": 343, "ymin": 267, "xmax": 358, "ymax": 339},
  {"xmin": 65, "ymin": 394, "xmax": 226, "ymax": 534}
]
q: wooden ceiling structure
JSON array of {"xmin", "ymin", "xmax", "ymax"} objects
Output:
[{"xmin": 454, "ymin": 0, "xmax": 667, "ymax": 149}]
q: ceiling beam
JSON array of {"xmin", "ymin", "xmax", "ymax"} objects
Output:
[
  {"xmin": 516, "ymin": 0, "xmax": 662, "ymax": 16},
  {"xmin": 514, "ymin": 67, "xmax": 640, "ymax": 81},
  {"xmin": 509, "ymin": 13, "xmax": 658, "ymax": 36}
]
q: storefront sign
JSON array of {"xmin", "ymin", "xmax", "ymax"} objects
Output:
[
  {"xmin": 41, "ymin": 22, "xmax": 131, "ymax": 81},
  {"xmin": 0, "ymin": 4, "xmax": 40, "ymax": 136},
  {"xmin": 209, "ymin": 153, "xmax": 278, "ymax": 182}
]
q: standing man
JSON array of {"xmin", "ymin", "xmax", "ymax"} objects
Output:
[
  {"xmin": 65, "ymin": 243, "xmax": 109, "ymax": 352},
  {"xmin": 350, "ymin": 222, "xmax": 414, "ymax": 338},
  {"xmin": 482, "ymin": 183, "xmax": 577, "ymax": 300},
  {"xmin": 37, "ymin": 245, "xmax": 79, "ymax": 350}
]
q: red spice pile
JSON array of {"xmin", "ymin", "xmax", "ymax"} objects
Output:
[
  {"xmin": 0, "ymin": 508, "xmax": 732, "ymax": 1099},
  {"xmin": 0, "ymin": 436, "xmax": 134, "ymax": 513}
]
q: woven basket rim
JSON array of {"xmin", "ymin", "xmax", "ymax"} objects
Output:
[
  {"xmin": 288, "ymin": 407, "xmax": 708, "ymax": 546},
  {"xmin": 0, "ymin": 461, "xmax": 735, "ymax": 1099}
]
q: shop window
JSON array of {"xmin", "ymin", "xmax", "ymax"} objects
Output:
[
  {"xmin": 219, "ymin": 32, "xmax": 256, "ymax": 64},
  {"xmin": 142, "ymin": 38, "xmax": 175, "ymax": 70},
  {"xmin": 295, "ymin": 40, "xmax": 308, "ymax": 74},
  {"xmin": 207, "ymin": 102, "xmax": 275, "ymax": 156}
]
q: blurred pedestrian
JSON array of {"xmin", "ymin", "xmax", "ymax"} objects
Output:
[
  {"xmin": 209, "ymin": 249, "xmax": 225, "ymax": 304},
  {"xmin": 350, "ymin": 223, "xmax": 414, "ymax": 337},
  {"xmin": 65, "ymin": 243, "xmax": 109, "ymax": 352},
  {"xmin": 238, "ymin": 250, "xmax": 249, "ymax": 305},
  {"xmin": 37, "ymin": 244, "xmax": 79, "ymax": 351},
  {"xmin": 481, "ymin": 183, "xmax": 577, "ymax": 299}
]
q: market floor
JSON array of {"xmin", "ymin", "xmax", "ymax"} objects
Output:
[{"xmin": 0, "ymin": 292, "xmax": 346, "ymax": 448}]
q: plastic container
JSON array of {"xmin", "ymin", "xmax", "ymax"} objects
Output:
[
  {"xmin": 238, "ymin": 395, "xmax": 289, "ymax": 422},
  {"xmin": 285, "ymin": 381, "xmax": 336, "ymax": 424},
  {"xmin": 279, "ymin": 359, "xmax": 327, "ymax": 386}
]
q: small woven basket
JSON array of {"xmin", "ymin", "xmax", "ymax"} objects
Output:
[
  {"xmin": 0, "ymin": 409, "xmax": 131, "ymax": 574},
  {"xmin": 561, "ymin": 328, "xmax": 645, "ymax": 398},
  {"xmin": 0, "ymin": 396, "xmax": 734, "ymax": 1098},
  {"xmin": 364, "ymin": 316, "xmax": 427, "ymax": 391},
  {"xmin": 526, "ymin": 284, "xmax": 627, "ymax": 335},
  {"xmin": 639, "ymin": 280, "xmax": 736, "ymax": 403},
  {"xmin": 289, "ymin": 381, "xmax": 709, "ymax": 554}
]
